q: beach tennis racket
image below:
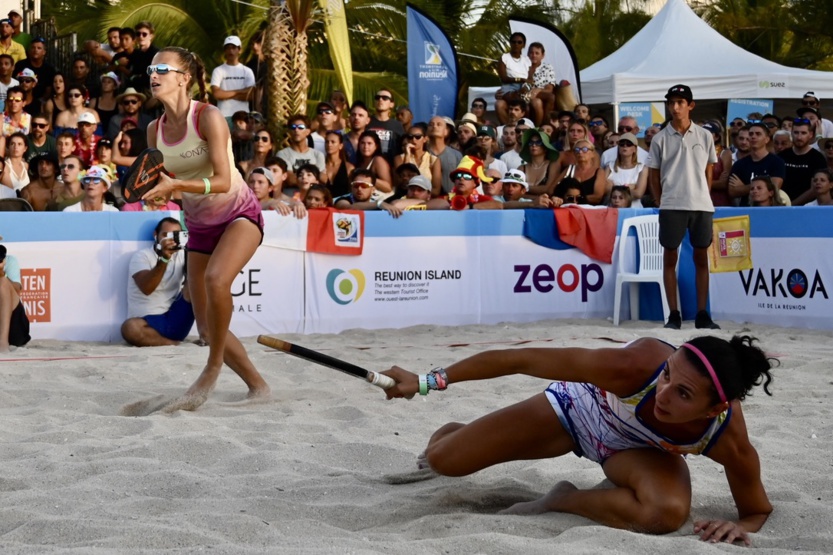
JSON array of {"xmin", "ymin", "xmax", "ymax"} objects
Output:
[
  {"xmin": 257, "ymin": 335, "xmax": 397, "ymax": 391},
  {"xmin": 122, "ymin": 148, "xmax": 166, "ymax": 204}
]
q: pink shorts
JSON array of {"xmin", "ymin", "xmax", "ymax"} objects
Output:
[{"xmin": 186, "ymin": 188, "xmax": 264, "ymax": 254}]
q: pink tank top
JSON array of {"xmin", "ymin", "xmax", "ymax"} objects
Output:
[{"xmin": 156, "ymin": 100, "xmax": 249, "ymax": 225}]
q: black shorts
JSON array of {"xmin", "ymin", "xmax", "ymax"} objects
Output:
[
  {"xmin": 9, "ymin": 301, "xmax": 31, "ymax": 347},
  {"xmin": 658, "ymin": 210, "xmax": 713, "ymax": 250}
]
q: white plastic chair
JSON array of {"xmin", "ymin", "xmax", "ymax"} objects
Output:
[{"xmin": 612, "ymin": 215, "xmax": 677, "ymax": 326}]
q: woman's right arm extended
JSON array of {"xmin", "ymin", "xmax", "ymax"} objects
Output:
[{"xmin": 382, "ymin": 338, "xmax": 670, "ymax": 399}]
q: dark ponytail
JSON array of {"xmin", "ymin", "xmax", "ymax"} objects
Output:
[
  {"xmin": 683, "ymin": 335, "xmax": 776, "ymax": 403},
  {"xmin": 159, "ymin": 46, "xmax": 209, "ymax": 103}
]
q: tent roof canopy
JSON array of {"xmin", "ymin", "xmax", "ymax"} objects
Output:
[{"xmin": 579, "ymin": 0, "xmax": 833, "ymax": 104}]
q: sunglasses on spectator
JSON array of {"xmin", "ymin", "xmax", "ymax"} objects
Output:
[
  {"xmin": 33, "ymin": 122, "xmax": 49, "ymax": 129},
  {"xmin": 85, "ymin": 178, "xmax": 103, "ymax": 184},
  {"xmin": 564, "ymin": 195, "xmax": 581, "ymax": 203},
  {"xmin": 68, "ymin": 93, "xmax": 83, "ymax": 98},
  {"xmin": 351, "ymin": 180, "xmax": 373, "ymax": 189},
  {"xmin": 59, "ymin": 164, "xmax": 76, "ymax": 170},
  {"xmin": 20, "ymin": 78, "xmax": 35, "ymax": 84},
  {"xmin": 747, "ymin": 119, "xmax": 762, "ymax": 124},
  {"xmin": 374, "ymin": 94, "xmax": 392, "ymax": 101},
  {"xmin": 137, "ymin": 32, "xmax": 151, "ymax": 37},
  {"xmin": 451, "ymin": 171, "xmax": 474, "ymax": 181},
  {"xmin": 589, "ymin": 121, "xmax": 604, "ymax": 127},
  {"xmin": 146, "ymin": 64, "xmax": 186, "ymax": 75},
  {"xmin": 318, "ymin": 109, "xmax": 333, "ymax": 115},
  {"xmin": 731, "ymin": 121, "xmax": 746, "ymax": 127},
  {"xmin": 574, "ymin": 146, "xmax": 592, "ymax": 153},
  {"xmin": 618, "ymin": 141, "xmax": 634, "ymax": 147},
  {"xmin": 527, "ymin": 139, "xmax": 543, "ymax": 147},
  {"xmin": 288, "ymin": 123, "xmax": 307, "ymax": 130},
  {"xmin": 255, "ymin": 135, "xmax": 270, "ymax": 142},
  {"xmin": 802, "ymin": 100, "xmax": 819, "ymax": 106},
  {"xmin": 404, "ymin": 133, "xmax": 424, "ymax": 140},
  {"xmin": 763, "ymin": 122, "xmax": 777, "ymax": 129},
  {"xmin": 7, "ymin": 97, "xmax": 23, "ymax": 102},
  {"xmin": 617, "ymin": 126, "xmax": 634, "ymax": 132},
  {"xmin": 122, "ymin": 99, "xmax": 139, "ymax": 105},
  {"xmin": 823, "ymin": 142, "xmax": 833, "ymax": 149},
  {"xmin": 793, "ymin": 118, "xmax": 811, "ymax": 125}
]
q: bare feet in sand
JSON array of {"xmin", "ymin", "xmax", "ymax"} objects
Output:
[{"xmin": 499, "ymin": 481, "xmax": 578, "ymax": 515}]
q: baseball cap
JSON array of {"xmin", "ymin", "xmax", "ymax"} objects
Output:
[
  {"xmin": 223, "ymin": 36, "xmax": 242, "ymax": 48},
  {"xmin": 803, "ymin": 91, "xmax": 820, "ymax": 102},
  {"xmin": 516, "ymin": 118, "xmax": 535, "ymax": 129},
  {"xmin": 457, "ymin": 122, "xmax": 477, "ymax": 135},
  {"xmin": 316, "ymin": 101, "xmax": 335, "ymax": 113},
  {"xmin": 617, "ymin": 132, "xmax": 638, "ymax": 146},
  {"xmin": 16, "ymin": 68, "xmax": 37, "ymax": 81},
  {"xmin": 96, "ymin": 138, "xmax": 113, "ymax": 149},
  {"xmin": 8, "ymin": 9, "xmax": 21, "ymax": 17},
  {"xmin": 476, "ymin": 125, "xmax": 496, "ymax": 138},
  {"xmin": 81, "ymin": 165, "xmax": 112, "ymax": 189},
  {"xmin": 441, "ymin": 116, "xmax": 456, "ymax": 128},
  {"xmin": 100, "ymin": 71, "xmax": 120, "ymax": 86},
  {"xmin": 250, "ymin": 167, "xmax": 275, "ymax": 185},
  {"xmin": 407, "ymin": 175, "xmax": 432, "ymax": 191},
  {"xmin": 665, "ymin": 84, "xmax": 693, "ymax": 102},
  {"xmin": 701, "ymin": 122, "xmax": 720, "ymax": 134},
  {"xmin": 0, "ymin": 18, "xmax": 11, "ymax": 26},
  {"xmin": 77, "ymin": 112, "xmax": 97, "ymax": 125},
  {"xmin": 502, "ymin": 168, "xmax": 528, "ymax": 190}
]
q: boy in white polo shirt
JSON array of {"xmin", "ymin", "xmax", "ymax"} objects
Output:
[{"xmin": 209, "ymin": 36, "xmax": 255, "ymax": 127}]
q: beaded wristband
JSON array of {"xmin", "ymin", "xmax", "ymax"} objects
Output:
[
  {"xmin": 418, "ymin": 374, "xmax": 429, "ymax": 396},
  {"xmin": 202, "ymin": 177, "xmax": 211, "ymax": 195},
  {"xmin": 430, "ymin": 367, "xmax": 448, "ymax": 391},
  {"xmin": 426, "ymin": 373, "xmax": 438, "ymax": 391}
]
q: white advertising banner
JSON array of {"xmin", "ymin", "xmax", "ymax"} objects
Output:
[
  {"xmin": 480, "ymin": 235, "xmax": 616, "ymax": 324},
  {"xmin": 17, "ymin": 239, "xmax": 142, "ymax": 342},
  {"xmin": 710, "ymin": 238, "xmax": 833, "ymax": 330},
  {"xmin": 229, "ymin": 246, "xmax": 305, "ymax": 337},
  {"xmin": 304, "ymin": 237, "xmax": 480, "ymax": 334}
]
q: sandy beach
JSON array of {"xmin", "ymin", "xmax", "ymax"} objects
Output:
[{"xmin": 1, "ymin": 319, "xmax": 831, "ymax": 554}]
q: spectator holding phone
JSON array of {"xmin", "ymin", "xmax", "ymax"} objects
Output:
[{"xmin": 121, "ymin": 217, "xmax": 195, "ymax": 347}]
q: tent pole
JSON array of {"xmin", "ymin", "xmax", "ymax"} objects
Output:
[{"xmin": 612, "ymin": 102, "xmax": 620, "ymax": 127}]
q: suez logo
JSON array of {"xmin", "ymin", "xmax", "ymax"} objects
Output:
[
  {"xmin": 739, "ymin": 268, "xmax": 828, "ymax": 299},
  {"xmin": 326, "ymin": 269, "xmax": 366, "ymax": 305},
  {"xmin": 758, "ymin": 80, "xmax": 786, "ymax": 89},
  {"xmin": 513, "ymin": 263, "xmax": 604, "ymax": 302}
]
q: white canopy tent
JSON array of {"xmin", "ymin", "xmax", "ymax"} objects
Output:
[{"xmin": 580, "ymin": 0, "xmax": 833, "ymax": 105}]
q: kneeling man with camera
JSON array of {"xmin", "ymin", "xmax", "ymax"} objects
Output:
[{"xmin": 121, "ymin": 217, "xmax": 195, "ymax": 346}]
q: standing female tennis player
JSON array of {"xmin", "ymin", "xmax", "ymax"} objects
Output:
[
  {"xmin": 140, "ymin": 47, "xmax": 270, "ymax": 410},
  {"xmin": 382, "ymin": 335, "xmax": 775, "ymax": 545}
]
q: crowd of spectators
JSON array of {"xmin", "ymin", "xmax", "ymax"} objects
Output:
[{"xmin": 2, "ymin": 20, "xmax": 831, "ymax": 214}]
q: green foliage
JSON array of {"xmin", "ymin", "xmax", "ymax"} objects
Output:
[{"xmin": 699, "ymin": 0, "xmax": 833, "ymax": 70}]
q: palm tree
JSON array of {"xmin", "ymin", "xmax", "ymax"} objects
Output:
[{"xmin": 264, "ymin": 0, "xmax": 315, "ymax": 145}]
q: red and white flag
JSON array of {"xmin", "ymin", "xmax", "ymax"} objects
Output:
[{"xmin": 262, "ymin": 208, "xmax": 365, "ymax": 256}]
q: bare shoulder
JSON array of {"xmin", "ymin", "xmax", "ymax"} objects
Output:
[{"xmin": 705, "ymin": 401, "xmax": 754, "ymax": 464}]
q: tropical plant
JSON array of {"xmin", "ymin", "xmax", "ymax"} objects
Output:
[
  {"xmin": 265, "ymin": 0, "xmax": 315, "ymax": 144},
  {"xmin": 698, "ymin": 0, "xmax": 833, "ymax": 70}
]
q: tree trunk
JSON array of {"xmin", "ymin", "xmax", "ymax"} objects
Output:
[{"xmin": 265, "ymin": 1, "xmax": 311, "ymax": 148}]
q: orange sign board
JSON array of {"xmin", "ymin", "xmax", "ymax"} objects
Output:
[{"xmin": 20, "ymin": 268, "xmax": 51, "ymax": 323}]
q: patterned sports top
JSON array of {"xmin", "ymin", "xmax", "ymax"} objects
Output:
[
  {"xmin": 604, "ymin": 363, "xmax": 731, "ymax": 456},
  {"xmin": 155, "ymin": 100, "xmax": 249, "ymax": 225}
]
